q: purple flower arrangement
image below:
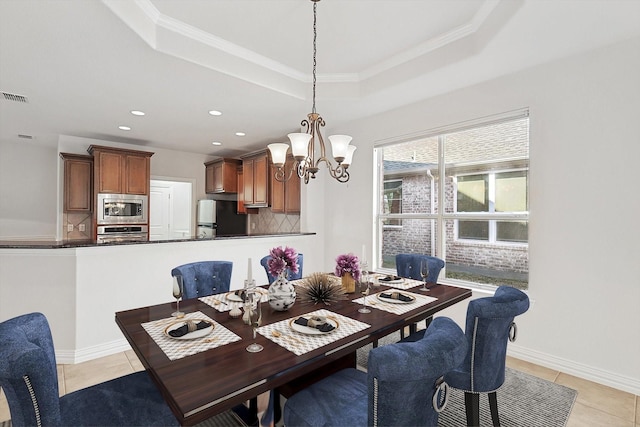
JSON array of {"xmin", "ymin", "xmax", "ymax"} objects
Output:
[
  {"xmin": 267, "ymin": 246, "xmax": 299, "ymax": 278},
  {"xmin": 335, "ymin": 253, "xmax": 361, "ymax": 281}
]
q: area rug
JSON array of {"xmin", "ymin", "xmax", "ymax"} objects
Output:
[{"xmin": 438, "ymin": 368, "xmax": 577, "ymax": 427}]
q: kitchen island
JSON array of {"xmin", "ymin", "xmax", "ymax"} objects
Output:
[{"xmin": 0, "ymin": 232, "xmax": 320, "ymax": 363}]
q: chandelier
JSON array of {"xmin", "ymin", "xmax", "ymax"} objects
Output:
[{"xmin": 268, "ymin": 0, "xmax": 355, "ymax": 184}]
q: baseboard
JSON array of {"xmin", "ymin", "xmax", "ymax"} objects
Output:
[
  {"xmin": 508, "ymin": 344, "xmax": 640, "ymax": 396},
  {"xmin": 56, "ymin": 339, "xmax": 132, "ymax": 364}
]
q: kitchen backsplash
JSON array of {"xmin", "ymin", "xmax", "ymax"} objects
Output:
[
  {"xmin": 249, "ymin": 208, "xmax": 300, "ymax": 234},
  {"xmin": 63, "ymin": 212, "xmax": 92, "ymax": 240}
]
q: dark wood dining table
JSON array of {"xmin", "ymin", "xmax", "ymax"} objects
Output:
[{"xmin": 115, "ymin": 280, "xmax": 471, "ymax": 426}]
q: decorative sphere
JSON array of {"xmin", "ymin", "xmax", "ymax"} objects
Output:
[{"xmin": 268, "ymin": 276, "xmax": 296, "ymax": 311}]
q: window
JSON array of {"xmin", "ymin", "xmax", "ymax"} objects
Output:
[
  {"xmin": 383, "ymin": 180, "xmax": 402, "ymax": 226},
  {"xmin": 375, "ymin": 110, "xmax": 529, "ymax": 289},
  {"xmin": 456, "ymin": 170, "xmax": 528, "ymax": 243}
]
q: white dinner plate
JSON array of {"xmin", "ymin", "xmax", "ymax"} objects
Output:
[
  {"xmin": 289, "ymin": 317, "xmax": 339, "ymax": 335},
  {"xmin": 164, "ymin": 319, "xmax": 214, "ymax": 340},
  {"xmin": 377, "ymin": 292, "xmax": 415, "ymax": 304}
]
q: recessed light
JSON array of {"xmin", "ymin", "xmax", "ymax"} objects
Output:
[
  {"xmin": 131, "ymin": 110, "xmax": 145, "ymax": 116},
  {"xmin": 119, "ymin": 126, "xmax": 131, "ymax": 131},
  {"xmin": 235, "ymin": 132, "xmax": 246, "ymax": 137},
  {"xmin": 208, "ymin": 110, "xmax": 222, "ymax": 116},
  {"xmin": 211, "ymin": 141, "xmax": 222, "ymax": 146}
]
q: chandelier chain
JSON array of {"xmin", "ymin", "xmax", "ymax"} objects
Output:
[{"xmin": 312, "ymin": 1, "xmax": 317, "ymax": 114}]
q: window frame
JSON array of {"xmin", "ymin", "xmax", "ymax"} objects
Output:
[
  {"xmin": 373, "ymin": 109, "xmax": 530, "ymax": 289},
  {"xmin": 453, "ymin": 168, "xmax": 529, "ymax": 245}
]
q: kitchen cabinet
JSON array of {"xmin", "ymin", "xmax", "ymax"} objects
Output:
[
  {"xmin": 242, "ymin": 151, "xmax": 269, "ymax": 208},
  {"xmin": 271, "ymin": 156, "xmax": 301, "ymax": 214},
  {"xmin": 60, "ymin": 153, "xmax": 93, "ymax": 212},
  {"xmin": 236, "ymin": 166, "xmax": 258, "ymax": 215},
  {"xmin": 88, "ymin": 145, "xmax": 153, "ymax": 195},
  {"xmin": 205, "ymin": 158, "xmax": 241, "ymax": 193}
]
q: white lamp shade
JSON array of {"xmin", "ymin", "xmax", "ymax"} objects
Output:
[
  {"xmin": 342, "ymin": 145, "xmax": 357, "ymax": 166},
  {"xmin": 328, "ymin": 134, "xmax": 352, "ymax": 161},
  {"xmin": 288, "ymin": 133, "xmax": 312, "ymax": 159},
  {"xmin": 267, "ymin": 143, "xmax": 289, "ymax": 166}
]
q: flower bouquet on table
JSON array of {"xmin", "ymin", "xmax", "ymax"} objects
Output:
[
  {"xmin": 267, "ymin": 246, "xmax": 299, "ymax": 279},
  {"xmin": 335, "ymin": 253, "xmax": 360, "ymax": 293},
  {"xmin": 266, "ymin": 246, "xmax": 298, "ymax": 311}
]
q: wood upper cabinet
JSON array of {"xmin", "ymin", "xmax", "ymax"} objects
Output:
[
  {"xmin": 88, "ymin": 145, "xmax": 153, "ymax": 195},
  {"xmin": 60, "ymin": 153, "xmax": 93, "ymax": 212},
  {"xmin": 205, "ymin": 158, "xmax": 241, "ymax": 193},
  {"xmin": 271, "ymin": 156, "xmax": 301, "ymax": 214},
  {"xmin": 242, "ymin": 151, "xmax": 269, "ymax": 207},
  {"xmin": 236, "ymin": 166, "xmax": 258, "ymax": 215}
]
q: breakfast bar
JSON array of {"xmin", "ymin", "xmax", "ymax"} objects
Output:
[{"xmin": 0, "ymin": 233, "xmax": 321, "ymax": 364}]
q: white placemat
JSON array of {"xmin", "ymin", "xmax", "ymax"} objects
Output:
[
  {"xmin": 256, "ymin": 309, "xmax": 370, "ymax": 356},
  {"xmin": 353, "ymin": 291, "xmax": 437, "ymax": 315},
  {"xmin": 199, "ymin": 288, "xmax": 269, "ymax": 312},
  {"xmin": 371, "ymin": 275, "xmax": 425, "ymax": 290},
  {"xmin": 141, "ymin": 311, "xmax": 241, "ymax": 360}
]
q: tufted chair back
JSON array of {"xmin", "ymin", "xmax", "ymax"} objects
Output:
[
  {"xmin": 1, "ymin": 312, "xmax": 180, "ymax": 426},
  {"xmin": 260, "ymin": 254, "xmax": 304, "ymax": 283},
  {"xmin": 446, "ymin": 285, "xmax": 530, "ymax": 392},
  {"xmin": 283, "ymin": 317, "xmax": 467, "ymax": 427},
  {"xmin": 395, "ymin": 253, "xmax": 445, "ymax": 284},
  {"xmin": 171, "ymin": 261, "xmax": 233, "ymax": 299},
  {"xmin": 444, "ymin": 285, "xmax": 530, "ymax": 426},
  {"xmin": 0, "ymin": 312, "xmax": 62, "ymax": 426},
  {"xmin": 367, "ymin": 316, "xmax": 468, "ymax": 426}
]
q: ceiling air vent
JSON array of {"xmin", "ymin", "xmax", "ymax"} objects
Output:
[
  {"xmin": 1, "ymin": 91, "xmax": 29, "ymax": 103},
  {"xmin": 18, "ymin": 134, "xmax": 34, "ymax": 140}
]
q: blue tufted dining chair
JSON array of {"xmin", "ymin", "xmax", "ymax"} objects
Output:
[
  {"xmin": 402, "ymin": 285, "xmax": 530, "ymax": 426},
  {"xmin": 260, "ymin": 253, "xmax": 303, "ymax": 284},
  {"xmin": 171, "ymin": 260, "xmax": 233, "ymax": 299},
  {"xmin": 395, "ymin": 253, "xmax": 445, "ymax": 284},
  {"xmin": 0, "ymin": 312, "xmax": 179, "ymax": 427},
  {"xmin": 394, "ymin": 253, "xmax": 445, "ymax": 337},
  {"xmin": 283, "ymin": 317, "xmax": 468, "ymax": 427}
]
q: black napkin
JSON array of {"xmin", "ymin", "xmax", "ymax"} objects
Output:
[
  {"xmin": 294, "ymin": 316, "xmax": 335, "ymax": 332},
  {"xmin": 234, "ymin": 290, "xmax": 247, "ymax": 301},
  {"xmin": 380, "ymin": 275, "xmax": 402, "ymax": 282},
  {"xmin": 168, "ymin": 320, "xmax": 211, "ymax": 337},
  {"xmin": 380, "ymin": 291, "xmax": 413, "ymax": 302}
]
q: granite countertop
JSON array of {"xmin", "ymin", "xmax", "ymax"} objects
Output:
[{"xmin": 0, "ymin": 232, "xmax": 315, "ymax": 249}]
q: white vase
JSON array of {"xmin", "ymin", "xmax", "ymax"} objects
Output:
[{"xmin": 268, "ymin": 273, "xmax": 296, "ymax": 311}]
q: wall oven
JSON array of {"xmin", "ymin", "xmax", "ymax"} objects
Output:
[
  {"xmin": 97, "ymin": 193, "xmax": 148, "ymax": 225},
  {"xmin": 96, "ymin": 225, "xmax": 149, "ymax": 244}
]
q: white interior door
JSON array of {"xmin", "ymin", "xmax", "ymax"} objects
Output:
[{"xmin": 149, "ymin": 185, "xmax": 172, "ymax": 240}]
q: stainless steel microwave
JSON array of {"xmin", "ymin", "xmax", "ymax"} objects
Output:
[{"xmin": 97, "ymin": 193, "xmax": 148, "ymax": 225}]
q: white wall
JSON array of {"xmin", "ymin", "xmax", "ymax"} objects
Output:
[
  {"xmin": 320, "ymin": 37, "xmax": 640, "ymax": 394},
  {"xmin": 0, "ymin": 140, "xmax": 58, "ymax": 239}
]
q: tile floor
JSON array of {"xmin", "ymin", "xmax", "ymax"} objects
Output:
[{"xmin": 1, "ymin": 352, "xmax": 638, "ymax": 426}]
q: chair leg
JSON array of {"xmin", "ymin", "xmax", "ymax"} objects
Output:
[
  {"xmin": 464, "ymin": 392, "xmax": 480, "ymax": 427},
  {"xmin": 488, "ymin": 391, "xmax": 500, "ymax": 427},
  {"xmin": 273, "ymin": 389, "xmax": 282, "ymax": 424}
]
